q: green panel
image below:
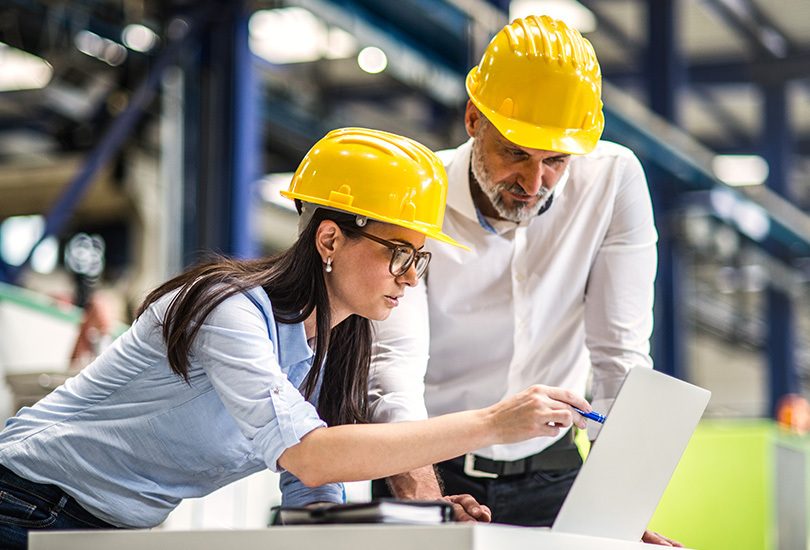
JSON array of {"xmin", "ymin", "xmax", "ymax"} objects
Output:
[
  {"xmin": 648, "ymin": 420, "xmax": 775, "ymax": 550},
  {"xmin": 0, "ymin": 282, "xmax": 128, "ymax": 335},
  {"xmin": 0, "ymin": 281, "xmax": 82, "ymax": 323}
]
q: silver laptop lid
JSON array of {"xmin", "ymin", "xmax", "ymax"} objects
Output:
[{"xmin": 552, "ymin": 367, "xmax": 711, "ymax": 541}]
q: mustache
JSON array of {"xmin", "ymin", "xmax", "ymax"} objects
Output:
[{"xmin": 495, "ymin": 182, "xmax": 549, "ymax": 199}]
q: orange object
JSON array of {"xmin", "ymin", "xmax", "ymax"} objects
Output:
[{"xmin": 776, "ymin": 393, "xmax": 810, "ymax": 434}]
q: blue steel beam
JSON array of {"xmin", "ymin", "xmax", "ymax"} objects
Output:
[
  {"xmin": 644, "ymin": 0, "xmax": 686, "ymax": 380},
  {"xmin": 700, "ymin": 0, "xmax": 793, "ymax": 58},
  {"xmin": 703, "ymin": 139, "xmax": 810, "ymax": 156},
  {"xmin": 3, "ymin": 4, "xmax": 215, "ymax": 284},
  {"xmin": 228, "ymin": 1, "xmax": 259, "ymax": 259},
  {"xmin": 605, "ymin": 51, "xmax": 810, "ymax": 85},
  {"xmin": 763, "ymin": 82, "xmax": 799, "ymax": 416},
  {"xmin": 180, "ymin": 0, "xmax": 261, "ymax": 262}
]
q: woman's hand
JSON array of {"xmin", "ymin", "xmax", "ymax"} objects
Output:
[{"xmin": 485, "ymin": 385, "xmax": 591, "ymax": 444}]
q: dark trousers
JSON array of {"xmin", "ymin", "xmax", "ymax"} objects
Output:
[
  {"xmin": 372, "ymin": 439, "xmax": 581, "ymax": 527},
  {"xmin": 0, "ymin": 464, "xmax": 117, "ymax": 550}
]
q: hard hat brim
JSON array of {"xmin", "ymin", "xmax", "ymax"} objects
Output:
[
  {"xmin": 280, "ymin": 190, "xmax": 471, "ymax": 251},
  {"xmin": 466, "ymin": 70, "xmax": 604, "ymax": 156}
]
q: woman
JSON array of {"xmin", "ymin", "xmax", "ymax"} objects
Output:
[{"xmin": 0, "ymin": 128, "xmax": 591, "ymax": 546}]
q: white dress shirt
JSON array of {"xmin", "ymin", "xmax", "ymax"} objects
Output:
[{"xmin": 369, "ymin": 138, "xmax": 658, "ymax": 461}]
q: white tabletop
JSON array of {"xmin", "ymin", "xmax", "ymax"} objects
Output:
[{"xmin": 29, "ymin": 523, "xmax": 687, "ymax": 550}]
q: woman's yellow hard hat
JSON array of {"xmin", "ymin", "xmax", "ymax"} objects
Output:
[
  {"xmin": 466, "ymin": 15, "xmax": 605, "ymax": 155},
  {"xmin": 281, "ymin": 127, "xmax": 468, "ymax": 250}
]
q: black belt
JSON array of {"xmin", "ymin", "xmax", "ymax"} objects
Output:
[{"xmin": 446, "ymin": 431, "xmax": 582, "ymax": 478}]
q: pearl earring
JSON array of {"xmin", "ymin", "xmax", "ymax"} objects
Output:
[{"xmin": 325, "ymin": 257, "xmax": 333, "ymax": 273}]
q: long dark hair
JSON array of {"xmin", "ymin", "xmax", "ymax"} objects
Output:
[{"xmin": 136, "ymin": 208, "xmax": 371, "ymax": 426}]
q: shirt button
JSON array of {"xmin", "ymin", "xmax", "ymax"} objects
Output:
[
  {"xmin": 515, "ymin": 274, "xmax": 526, "ymax": 283},
  {"xmin": 272, "ymin": 386, "xmax": 281, "ymax": 395},
  {"xmin": 217, "ymin": 466, "xmax": 225, "ymax": 473}
]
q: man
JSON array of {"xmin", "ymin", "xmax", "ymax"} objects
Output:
[{"xmin": 368, "ymin": 15, "xmax": 678, "ymax": 546}]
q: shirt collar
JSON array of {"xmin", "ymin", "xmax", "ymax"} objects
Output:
[
  {"xmin": 445, "ymin": 138, "xmax": 480, "ymax": 224},
  {"xmin": 245, "ymin": 287, "xmax": 314, "ymax": 369},
  {"xmin": 275, "ymin": 318, "xmax": 314, "ymax": 368}
]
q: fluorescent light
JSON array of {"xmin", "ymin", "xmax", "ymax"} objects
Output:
[
  {"xmin": 103, "ymin": 42, "xmax": 128, "ymax": 66},
  {"xmin": 31, "ymin": 236, "xmax": 58, "ymax": 274},
  {"xmin": 250, "ymin": 8, "xmax": 356, "ymax": 64},
  {"xmin": 122, "ymin": 24, "xmax": 158, "ymax": 53},
  {"xmin": 0, "ymin": 42, "xmax": 53, "ymax": 91},
  {"xmin": 259, "ymin": 173, "xmax": 297, "ymax": 212},
  {"xmin": 74, "ymin": 30, "xmax": 127, "ymax": 66},
  {"xmin": 709, "ymin": 187, "xmax": 770, "ymax": 242},
  {"xmin": 709, "ymin": 187, "xmax": 737, "ymax": 220},
  {"xmin": 733, "ymin": 201, "xmax": 770, "ymax": 242},
  {"xmin": 357, "ymin": 46, "xmax": 387, "ymax": 74},
  {"xmin": 712, "ymin": 154, "xmax": 769, "ymax": 187},
  {"xmin": 326, "ymin": 26, "xmax": 358, "ymax": 60},
  {"xmin": 250, "ymin": 8, "xmax": 327, "ymax": 64},
  {"xmin": 509, "ymin": 0, "xmax": 597, "ymax": 33}
]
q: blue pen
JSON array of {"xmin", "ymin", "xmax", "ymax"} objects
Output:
[{"xmin": 573, "ymin": 407, "xmax": 606, "ymax": 424}]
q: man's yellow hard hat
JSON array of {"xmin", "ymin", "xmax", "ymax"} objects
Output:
[
  {"xmin": 281, "ymin": 127, "xmax": 468, "ymax": 250},
  {"xmin": 466, "ymin": 15, "xmax": 605, "ymax": 155}
]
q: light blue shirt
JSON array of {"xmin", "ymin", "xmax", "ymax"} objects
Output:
[{"xmin": 0, "ymin": 287, "xmax": 344, "ymax": 528}]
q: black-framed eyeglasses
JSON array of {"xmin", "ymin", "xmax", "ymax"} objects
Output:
[{"xmin": 346, "ymin": 227, "xmax": 431, "ymax": 279}]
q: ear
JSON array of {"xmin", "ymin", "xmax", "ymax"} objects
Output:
[
  {"xmin": 314, "ymin": 220, "xmax": 344, "ymax": 262},
  {"xmin": 464, "ymin": 100, "xmax": 480, "ymax": 137}
]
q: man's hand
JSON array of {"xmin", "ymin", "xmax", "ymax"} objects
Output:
[
  {"xmin": 442, "ymin": 494, "xmax": 491, "ymax": 522},
  {"xmin": 642, "ymin": 530, "xmax": 683, "ymax": 547}
]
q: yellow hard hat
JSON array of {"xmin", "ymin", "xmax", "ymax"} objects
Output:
[
  {"xmin": 281, "ymin": 127, "xmax": 468, "ymax": 250},
  {"xmin": 466, "ymin": 15, "xmax": 604, "ymax": 155}
]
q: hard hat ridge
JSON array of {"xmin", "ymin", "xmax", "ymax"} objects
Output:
[
  {"xmin": 466, "ymin": 14, "xmax": 605, "ymax": 155},
  {"xmin": 281, "ymin": 127, "xmax": 468, "ymax": 250}
]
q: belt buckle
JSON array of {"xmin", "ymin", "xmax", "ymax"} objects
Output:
[{"xmin": 463, "ymin": 454, "xmax": 498, "ymax": 479}]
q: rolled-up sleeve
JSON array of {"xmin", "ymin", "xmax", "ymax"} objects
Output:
[
  {"xmin": 193, "ymin": 292, "xmax": 325, "ymax": 471},
  {"xmin": 280, "ymin": 471, "xmax": 344, "ymax": 506}
]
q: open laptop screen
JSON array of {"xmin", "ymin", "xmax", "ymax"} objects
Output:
[{"xmin": 552, "ymin": 367, "xmax": 711, "ymax": 541}]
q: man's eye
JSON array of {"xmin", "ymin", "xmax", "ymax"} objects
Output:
[{"xmin": 546, "ymin": 157, "xmax": 566, "ymax": 165}]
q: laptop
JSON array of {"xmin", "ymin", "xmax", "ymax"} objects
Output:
[{"xmin": 551, "ymin": 367, "xmax": 711, "ymax": 541}]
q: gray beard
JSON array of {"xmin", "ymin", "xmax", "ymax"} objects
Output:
[{"xmin": 470, "ymin": 140, "xmax": 549, "ymax": 223}]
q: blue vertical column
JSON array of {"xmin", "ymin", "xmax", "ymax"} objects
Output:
[
  {"xmin": 228, "ymin": 0, "xmax": 259, "ymax": 259},
  {"xmin": 762, "ymin": 82, "xmax": 798, "ymax": 417},
  {"xmin": 184, "ymin": 0, "xmax": 259, "ymax": 262},
  {"xmin": 180, "ymin": 36, "xmax": 202, "ymax": 267},
  {"xmin": 645, "ymin": 0, "xmax": 687, "ymax": 380}
]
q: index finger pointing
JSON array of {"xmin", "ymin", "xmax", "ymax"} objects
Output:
[{"xmin": 544, "ymin": 387, "xmax": 591, "ymax": 411}]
